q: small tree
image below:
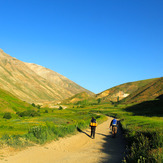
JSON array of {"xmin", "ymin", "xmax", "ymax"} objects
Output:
[
  {"xmin": 117, "ymin": 96, "xmax": 120, "ymax": 103},
  {"xmin": 110, "ymin": 101, "xmax": 114, "ymax": 105},
  {"xmin": 3, "ymin": 112, "xmax": 12, "ymax": 119},
  {"xmin": 32, "ymin": 103, "xmax": 35, "ymax": 107},
  {"xmin": 45, "ymin": 109, "xmax": 48, "ymax": 113},
  {"xmin": 59, "ymin": 106, "xmax": 63, "ymax": 110},
  {"xmin": 97, "ymin": 98, "xmax": 101, "ymax": 104},
  {"xmin": 36, "ymin": 105, "xmax": 41, "ymax": 109}
]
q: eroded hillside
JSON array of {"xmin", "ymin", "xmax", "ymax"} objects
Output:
[{"xmin": 0, "ymin": 49, "xmax": 94, "ymax": 103}]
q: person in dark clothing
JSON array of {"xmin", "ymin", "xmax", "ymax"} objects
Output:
[
  {"xmin": 110, "ymin": 118, "xmax": 118, "ymax": 137},
  {"xmin": 90, "ymin": 117, "xmax": 97, "ymax": 139}
]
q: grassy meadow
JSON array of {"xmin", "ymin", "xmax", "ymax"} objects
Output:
[
  {"xmin": 0, "ymin": 95, "xmax": 162, "ymax": 162},
  {"xmin": 0, "ymin": 105, "xmax": 106, "ymax": 146}
]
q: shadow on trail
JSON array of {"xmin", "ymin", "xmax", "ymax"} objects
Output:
[
  {"xmin": 77, "ymin": 127, "xmax": 108, "ymax": 138},
  {"xmin": 99, "ymin": 124, "xmax": 126, "ymax": 163},
  {"xmin": 96, "ymin": 132, "xmax": 108, "ymax": 137},
  {"xmin": 77, "ymin": 121, "xmax": 126, "ymax": 163},
  {"xmin": 77, "ymin": 127, "xmax": 91, "ymax": 138}
]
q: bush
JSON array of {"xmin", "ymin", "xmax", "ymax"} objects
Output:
[
  {"xmin": 17, "ymin": 110, "xmax": 40, "ymax": 117},
  {"xmin": 44, "ymin": 109, "xmax": 48, "ymax": 113},
  {"xmin": 58, "ymin": 106, "xmax": 63, "ymax": 110},
  {"xmin": 124, "ymin": 131, "xmax": 163, "ymax": 163},
  {"xmin": 1, "ymin": 134, "xmax": 31, "ymax": 148},
  {"xmin": 3, "ymin": 112, "xmax": 12, "ymax": 119},
  {"xmin": 28, "ymin": 126, "xmax": 44, "ymax": 139},
  {"xmin": 31, "ymin": 103, "xmax": 35, "ymax": 107},
  {"xmin": 27, "ymin": 123, "xmax": 77, "ymax": 144},
  {"xmin": 36, "ymin": 105, "xmax": 41, "ymax": 109}
]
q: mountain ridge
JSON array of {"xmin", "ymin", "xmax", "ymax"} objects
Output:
[
  {"xmin": 0, "ymin": 49, "xmax": 94, "ymax": 103},
  {"xmin": 122, "ymin": 77, "xmax": 163, "ymax": 103},
  {"xmin": 96, "ymin": 78, "xmax": 158, "ymax": 102},
  {"xmin": 62, "ymin": 77, "xmax": 163, "ymax": 105}
]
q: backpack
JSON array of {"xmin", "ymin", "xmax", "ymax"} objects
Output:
[
  {"xmin": 90, "ymin": 118, "xmax": 97, "ymax": 126},
  {"xmin": 112, "ymin": 119, "xmax": 117, "ymax": 125}
]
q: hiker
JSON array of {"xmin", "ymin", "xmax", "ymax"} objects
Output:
[
  {"xmin": 90, "ymin": 117, "xmax": 97, "ymax": 139},
  {"xmin": 110, "ymin": 118, "xmax": 118, "ymax": 137}
]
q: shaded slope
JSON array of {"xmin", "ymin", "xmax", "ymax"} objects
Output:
[
  {"xmin": 123, "ymin": 77, "xmax": 163, "ymax": 104},
  {"xmin": 125, "ymin": 98, "xmax": 163, "ymax": 117}
]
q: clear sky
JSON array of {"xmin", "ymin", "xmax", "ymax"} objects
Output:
[{"xmin": 0, "ymin": 0, "xmax": 163, "ymax": 94}]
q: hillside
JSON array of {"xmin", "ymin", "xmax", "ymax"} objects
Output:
[
  {"xmin": 62, "ymin": 77, "xmax": 162, "ymax": 105},
  {"xmin": 61, "ymin": 92, "xmax": 95, "ymax": 104},
  {"xmin": 122, "ymin": 77, "xmax": 163, "ymax": 104},
  {"xmin": 0, "ymin": 49, "xmax": 94, "ymax": 103},
  {"xmin": 96, "ymin": 78, "xmax": 157, "ymax": 102},
  {"xmin": 0, "ymin": 87, "xmax": 34, "ymax": 113},
  {"xmin": 25, "ymin": 63, "xmax": 94, "ymax": 98}
]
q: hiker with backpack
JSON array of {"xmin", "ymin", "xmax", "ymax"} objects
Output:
[
  {"xmin": 90, "ymin": 117, "xmax": 97, "ymax": 139},
  {"xmin": 110, "ymin": 118, "xmax": 118, "ymax": 137}
]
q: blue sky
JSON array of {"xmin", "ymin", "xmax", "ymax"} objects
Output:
[{"xmin": 0, "ymin": 0, "xmax": 163, "ymax": 94}]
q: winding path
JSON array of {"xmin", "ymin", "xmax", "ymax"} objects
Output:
[{"xmin": 0, "ymin": 117, "xmax": 125, "ymax": 163}]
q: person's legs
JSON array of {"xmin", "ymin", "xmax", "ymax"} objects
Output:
[
  {"xmin": 91, "ymin": 126, "xmax": 93, "ymax": 138},
  {"xmin": 115, "ymin": 126, "xmax": 117, "ymax": 134},
  {"xmin": 112, "ymin": 126, "xmax": 117, "ymax": 137},
  {"xmin": 112, "ymin": 126, "xmax": 114, "ymax": 135},
  {"xmin": 93, "ymin": 126, "xmax": 96, "ymax": 138}
]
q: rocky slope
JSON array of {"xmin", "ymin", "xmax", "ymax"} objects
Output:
[
  {"xmin": 96, "ymin": 78, "xmax": 158, "ymax": 102},
  {"xmin": 0, "ymin": 49, "xmax": 94, "ymax": 103}
]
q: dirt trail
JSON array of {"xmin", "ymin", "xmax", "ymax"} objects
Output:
[{"xmin": 0, "ymin": 117, "xmax": 125, "ymax": 163}]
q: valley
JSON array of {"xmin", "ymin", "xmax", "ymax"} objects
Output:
[{"xmin": 0, "ymin": 49, "xmax": 162, "ymax": 162}]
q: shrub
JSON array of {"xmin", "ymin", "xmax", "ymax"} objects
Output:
[
  {"xmin": 31, "ymin": 103, "xmax": 35, "ymax": 107},
  {"xmin": 97, "ymin": 98, "xmax": 101, "ymax": 104},
  {"xmin": 124, "ymin": 131, "xmax": 163, "ymax": 163},
  {"xmin": 28, "ymin": 126, "xmax": 44, "ymax": 139},
  {"xmin": 44, "ymin": 109, "xmax": 48, "ymax": 113},
  {"xmin": 3, "ymin": 112, "xmax": 12, "ymax": 119},
  {"xmin": 36, "ymin": 105, "xmax": 41, "ymax": 109},
  {"xmin": 17, "ymin": 110, "xmax": 40, "ymax": 117},
  {"xmin": 59, "ymin": 106, "xmax": 63, "ymax": 110},
  {"xmin": 1, "ymin": 134, "xmax": 31, "ymax": 148}
]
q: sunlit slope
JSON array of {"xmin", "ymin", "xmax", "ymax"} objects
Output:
[
  {"xmin": 61, "ymin": 92, "xmax": 96, "ymax": 104},
  {"xmin": 25, "ymin": 63, "xmax": 94, "ymax": 97},
  {"xmin": 63, "ymin": 78, "xmax": 161, "ymax": 104},
  {"xmin": 96, "ymin": 78, "xmax": 158, "ymax": 102},
  {"xmin": 0, "ymin": 88, "xmax": 34, "ymax": 113},
  {"xmin": 123, "ymin": 77, "xmax": 163, "ymax": 103},
  {"xmin": 0, "ymin": 49, "xmax": 94, "ymax": 103}
]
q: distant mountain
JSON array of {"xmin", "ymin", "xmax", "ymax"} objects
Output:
[
  {"xmin": 0, "ymin": 49, "xmax": 94, "ymax": 103},
  {"xmin": 122, "ymin": 77, "xmax": 163, "ymax": 104},
  {"xmin": 96, "ymin": 78, "xmax": 157, "ymax": 102},
  {"xmin": 62, "ymin": 77, "xmax": 163, "ymax": 105},
  {"xmin": 25, "ymin": 63, "xmax": 94, "ymax": 98}
]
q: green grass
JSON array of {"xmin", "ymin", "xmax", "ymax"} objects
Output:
[
  {"xmin": 88, "ymin": 102, "xmax": 163, "ymax": 162},
  {"xmin": 0, "ymin": 95, "xmax": 162, "ymax": 162},
  {"xmin": 0, "ymin": 88, "xmax": 35, "ymax": 113},
  {"xmin": 0, "ymin": 106, "xmax": 106, "ymax": 147}
]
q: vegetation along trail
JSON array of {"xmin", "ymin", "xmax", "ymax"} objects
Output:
[{"xmin": 0, "ymin": 117, "xmax": 125, "ymax": 163}]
